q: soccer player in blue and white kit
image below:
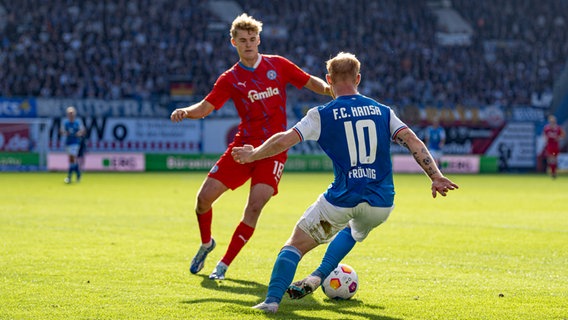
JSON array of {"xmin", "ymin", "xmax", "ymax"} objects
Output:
[
  {"xmin": 60, "ymin": 106, "xmax": 85, "ymax": 184},
  {"xmin": 424, "ymin": 117, "xmax": 446, "ymax": 167},
  {"xmin": 232, "ymin": 52, "xmax": 459, "ymax": 313}
]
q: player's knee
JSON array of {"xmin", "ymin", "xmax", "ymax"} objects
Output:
[
  {"xmin": 247, "ymin": 203, "xmax": 264, "ymax": 216},
  {"xmin": 195, "ymin": 194, "xmax": 215, "ymax": 213},
  {"xmin": 242, "ymin": 203, "xmax": 266, "ymax": 224}
]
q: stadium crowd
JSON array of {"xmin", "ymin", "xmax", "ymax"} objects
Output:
[{"xmin": 1, "ymin": 0, "xmax": 567, "ymax": 116}]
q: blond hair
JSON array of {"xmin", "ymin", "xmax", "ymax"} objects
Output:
[
  {"xmin": 230, "ymin": 13, "xmax": 263, "ymax": 38},
  {"xmin": 326, "ymin": 52, "xmax": 360, "ymax": 83},
  {"xmin": 66, "ymin": 106, "xmax": 77, "ymax": 114}
]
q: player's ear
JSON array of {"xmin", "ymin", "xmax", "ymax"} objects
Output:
[
  {"xmin": 326, "ymin": 74, "xmax": 332, "ymax": 85},
  {"xmin": 230, "ymin": 38, "xmax": 236, "ymax": 47}
]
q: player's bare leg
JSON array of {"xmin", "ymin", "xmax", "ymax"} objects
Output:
[
  {"xmin": 210, "ymin": 183, "xmax": 274, "ymax": 280},
  {"xmin": 242, "ymin": 183, "xmax": 274, "ymax": 227},
  {"xmin": 189, "ymin": 178, "xmax": 228, "ymax": 274},
  {"xmin": 195, "ymin": 177, "xmax": 228, "ymax": 214}
]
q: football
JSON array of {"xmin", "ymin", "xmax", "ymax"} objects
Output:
[{"xmin": 321, "ymin": 263, "xmax": 359, "ymax": 300}]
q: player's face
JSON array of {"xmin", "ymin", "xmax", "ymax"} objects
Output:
[{"xmin": 231, "ymin": 29, "xmax": 260, "ymax": 64}]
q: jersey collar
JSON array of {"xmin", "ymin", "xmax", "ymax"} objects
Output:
[{"xmin": 238, "ymin": 55, "xmax": 262, "ymax": 71}]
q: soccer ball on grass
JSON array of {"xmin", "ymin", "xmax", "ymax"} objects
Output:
[{"xmin": 321, "ymin": 263, "xmax": 359, "ymax": 299}]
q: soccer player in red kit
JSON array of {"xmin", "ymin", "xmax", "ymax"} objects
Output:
[
  {"xmin": 170, "ymin": 13, "xmax": 333, "ymax": 280},
  {"xmin": 543, "ymin": 115, "xmax": 566, "ymax": 178}
]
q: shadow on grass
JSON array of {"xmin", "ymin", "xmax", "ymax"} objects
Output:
[
  {"xmin": 197, "ymin": 274, "xmax": 268, "ymax": 296},
  {"xmin": 182, "ymin": 275, "xmax": 401, "ymax": 320}
]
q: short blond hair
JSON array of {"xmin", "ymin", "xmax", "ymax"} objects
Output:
[
  {"xmin": 326, "ymin": 52, "xmax": 360, "ymax": 83},
  {"xmin": 230, "ymin": 13, "xmax": 263, "ymax": 38},
  {"xmin": 66, "ymin": 106, "xmax": 76, "ymax": 114}
]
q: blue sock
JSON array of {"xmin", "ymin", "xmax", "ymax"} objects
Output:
[
  {"xmin": 265, "ymin": 245, "xmax": 302, "ymax": 304},
  {"xmin": 74, "ymin": 164, "xmax": 81, "ymax": 179},
  {"xmin": 312, "ymin": 227, "xmax": 356, "ymax": 281},
  {"xmin": 70, "ymin": 163, "xmax": 77, "ymax": 178}
]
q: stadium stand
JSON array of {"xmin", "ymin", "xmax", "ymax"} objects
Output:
[{"xmin": 0, "ymin": 0, "xmax": 567, "ymax": 124}]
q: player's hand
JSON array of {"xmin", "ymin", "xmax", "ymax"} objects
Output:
[
  {"xmin": 170, "ymin": 109, "xmax": 187, "ymax": 122},
  {"xmin": 431, "ymin": 176, "xmax": 459, "ymax": 198},
  {"xmin": 231, "ymin": 144, "xmax": 255, "ymax": 164}
]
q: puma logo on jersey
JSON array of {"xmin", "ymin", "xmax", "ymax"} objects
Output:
[
  {"xmin": 237, "ymin": 81, "xmax": 246, "ymax": 87},
  {"xmin": 248, "ymin": 87, "xmax": 280, "ymax": 102}
]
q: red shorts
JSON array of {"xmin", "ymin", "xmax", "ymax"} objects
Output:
[
  {"xmin": 545, "ymin": 144, "xmax": 559, "ymax": 157},
  {"xmin": 208, "ymin": 143, "xmax": 287, "ymax": 195}
]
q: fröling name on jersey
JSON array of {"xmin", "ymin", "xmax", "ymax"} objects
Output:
[{"xmin": 348, "ymin": 167, "xmax": 376, "ymax": 179}]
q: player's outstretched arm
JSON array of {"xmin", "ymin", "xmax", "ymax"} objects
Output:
[
  {"xmin": 304, "ymin": 76, "xmax": 335, "ymax": 98},
  {"xmin": 170, "ymin": 100, "xmax": 215, "ymax": 122},
  {"xmin": 395, "ymin": 128, "xmax": 459, "ymax": 198},
  {"xmin": 232, "ymin": 129, "xmax": 301, "ymax": 164}
]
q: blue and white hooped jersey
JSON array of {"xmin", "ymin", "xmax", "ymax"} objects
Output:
[
  {"xmin": 62, "ymin": 119, "xmax": 84, "ymax": 146},
  {"xmin": 293, "ymin": 94, "xmax": 407, "ymax": 208}
]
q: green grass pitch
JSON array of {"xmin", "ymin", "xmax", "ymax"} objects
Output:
[{"xmin": 1, "ymin": 171, "xmax": 567, "ymax": 319}]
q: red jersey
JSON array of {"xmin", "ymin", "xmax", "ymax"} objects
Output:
[
  {"xmin": 205, "ymin": 54, "xmax": 311, "ymax": 147},
  {"xmin": 544, "ymin": 124, "xmax": 565, "ymax": 155}
]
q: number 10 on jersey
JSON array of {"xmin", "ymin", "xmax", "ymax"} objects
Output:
[{"xmin": 344, "ymin": 120, "xmax": 377, "ymax": 166}]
